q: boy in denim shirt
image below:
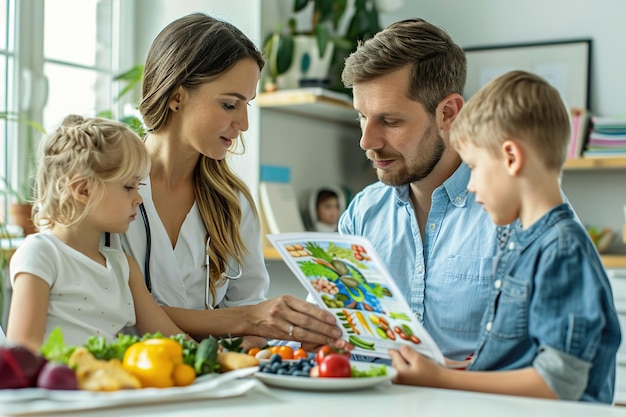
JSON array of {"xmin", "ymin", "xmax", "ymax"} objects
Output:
[{"xmin": 388, "ymin": 70, "xmax": 621, "ymax": 403}]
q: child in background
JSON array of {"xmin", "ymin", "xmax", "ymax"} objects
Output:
[
  {"xmin": 388, "ymin": 70, "xmax": 621, "ymax": 403},
  {"xmin": 315, "ymin": 189, "xmax": 340, "ymax": 232},
  {"xmin": 309, "ymin": 186, "xmax": 346, "ymax": 232},
  {"xmin": 6, "ymin": 115, "xmax": 186, "ymax": 352}
]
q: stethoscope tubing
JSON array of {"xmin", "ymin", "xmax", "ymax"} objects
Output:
[
  {"xmin": 138, "ymin": 203, "xmax": 242, "ymax": 300},
  {"xmin": 139, "ymin": 203, "xmax": 152, "ymax": 291}
]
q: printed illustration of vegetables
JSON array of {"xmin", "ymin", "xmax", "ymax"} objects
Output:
[
  {"xmin": 348, "ymin": 335, "xmax": 375, "ymax": 351},
  {"xmin": 337, "ymin": 309, "xmax": 360, "ymax": 334},
  {"xmin": 355, "ymin": 311, "xmax": 374, "ymax": 336},
  {"xmin": 350, "ymin": 244, "xmax": 370, "ymax": 261},
  {"xmin": 394, "ymin": 324, "xmax": 421, "ymax": 345},
  {"xmin": 389, "ymin": 312, "xmax": 411, "ymax": 321},
  {"xmin": 371, "ymin": 314, "xmax": 395, "ymax": 340},
  {"xmin": 285, "ymin": 244, "xmax": 309, "ymax": 257},
  {"xmin": 326, "ymin": 242, "xmax": 368, "ymax": 269},
  {"xmin": 297, "ymin": 241, "xmax": 388, "ymax": 312},
  {"xmin": 321, "ymin": 294, "xmax": 344, "ymax": 308},
  {"xmin": 311, "ymin": 277, "xmax": 339, "ymax": 294}
]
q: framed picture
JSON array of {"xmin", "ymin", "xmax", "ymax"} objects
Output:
[{"xmin": 464, "ymin": 39, "xmax": 592, "ymax": 109}]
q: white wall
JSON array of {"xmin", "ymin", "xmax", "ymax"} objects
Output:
[
  {"xmin": 382, "ymin": 0, "xmax": 626, "ymax": 252},
  {"xmin": 383, "ymin": 0, "xmax": 626, "ymax": 116}
]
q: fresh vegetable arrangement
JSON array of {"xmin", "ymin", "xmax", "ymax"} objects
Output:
[
  {"xmin": 0, "ymin": 328, "xmax": 259, "ymax": 392},
  {"xmin": 256, "ymin": 344, "xmax": 386, "ymax": 379}
]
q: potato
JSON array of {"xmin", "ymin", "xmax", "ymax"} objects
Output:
[{"xmin": 217, "ymin": 352, "xmax": 260, "ymax": 372}]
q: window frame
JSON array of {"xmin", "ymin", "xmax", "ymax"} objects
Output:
[{"xmin": 0, "ymin": 0, "xmax": 134, "ymax": 223}]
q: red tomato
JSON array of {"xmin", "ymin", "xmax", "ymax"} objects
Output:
[
  {"xmin": 318, "ymin": 354, "xmax": 352, "ymax": 378},
  {"xmin": 315, "ymin": 344, "xmax": 351, "ymax": 364}
]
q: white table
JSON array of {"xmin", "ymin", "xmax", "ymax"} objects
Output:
[{"xmin": 7, "ymin": 378, "xmax": 625, "ymax": 417}]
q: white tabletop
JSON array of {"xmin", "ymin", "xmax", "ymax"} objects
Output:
[{"xmin": 6, "ymin": 378, "xmax": 625, "ymax": 417}]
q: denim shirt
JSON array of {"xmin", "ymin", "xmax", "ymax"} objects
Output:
[
  {"xmin": 339, "ymin": 163, "xmax": 498, "ymax": 359},
  {"xmin": 468, "ymin": 204, "xmax": 621, "ymax": 403}
]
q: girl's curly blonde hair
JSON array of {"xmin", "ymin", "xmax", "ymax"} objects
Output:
[{"xmin": 33, "ymin": 115, "xmax": 150, "ymax": 230}]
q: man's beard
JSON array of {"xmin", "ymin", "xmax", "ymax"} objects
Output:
[{"xmin": 369, "ymin": 124, "xmax": 446, "ymax": 187}]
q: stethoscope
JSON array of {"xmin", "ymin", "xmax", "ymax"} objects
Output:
[{"xmin": 137, "ymin": 203, "xmax": 243, "ymax": 309}]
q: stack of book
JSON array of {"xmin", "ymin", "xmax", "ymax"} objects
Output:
[
  {"xmin": 583, "ymin": 116, "xmax": 626, "ymax": 158},
  {"xmin": 567, "ymin": 108, "xmax": 590, "ymax": 159}
]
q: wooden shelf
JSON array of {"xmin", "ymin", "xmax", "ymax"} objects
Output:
[
  {"xmin": 601, "ymin": 255, "xmax": 626, "ymax": 269},
  {"xmin": 564, "ymin": 157, "xmax": 626, "ymax": 170},
  {"xmin": 263, "ymin": 246, "xmax": 281, "ymax": 261},
  {"xmin": 257, "ymin": 88, "xmax": 358, "ymax": 126}
]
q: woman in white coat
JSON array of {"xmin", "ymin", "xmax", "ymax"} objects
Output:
[{"xmin": 119, "ymin": 13, "xmax": 346, "ymax": 352}]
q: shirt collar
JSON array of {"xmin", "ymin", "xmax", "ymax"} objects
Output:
[
  {"xmin": 392, "ymin": 162, "xmax": 470, "ymax": 207},
  {"xmin": 512, "ymin": 203, "xmax": 574, "ymax": 251}
]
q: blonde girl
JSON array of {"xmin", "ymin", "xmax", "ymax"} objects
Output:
[{"xmin": 7, "ymin": 115, "xmax": 184, "ymax": 352}]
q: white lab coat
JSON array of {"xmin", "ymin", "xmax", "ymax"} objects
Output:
[{"xmin": 115, "ymin": 176, "xmax": 269, "ymax": 310}]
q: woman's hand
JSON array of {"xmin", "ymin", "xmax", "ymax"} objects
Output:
[
  {"xmin": 388, "ymin": 345, "xmax": 445, "ymax": 387},
  {"xmin": 240, "ymin": 336, "xmax": 269, "ymax": 352},
  {"xmin": 244, "ymin": 295, "xmax": 345, "ymax": 348}
]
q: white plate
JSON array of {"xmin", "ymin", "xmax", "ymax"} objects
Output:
[
  {"xmin": 255, "ymin": 361, "xmax": 395, "ymax": 391},
  {"xmin": 0, "ymin": 367, "xmax": 260, "ymax": 416}
]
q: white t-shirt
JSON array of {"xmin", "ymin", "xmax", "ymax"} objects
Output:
[
  {"xmin": 119, "ymin": 176, "xmax": 269, "ymax": 310},
  {"xmin": 10, "ymin": 231, "xmax": 136, "ymax": 345}
]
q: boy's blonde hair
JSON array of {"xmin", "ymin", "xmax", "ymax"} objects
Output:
[
  {"xmin": 34, "ymin": 115, "xmax": 151, "ymax": 230},
  {"xmin": 450, "ymin": 70, "xmax": 571, "ymax": 171}
]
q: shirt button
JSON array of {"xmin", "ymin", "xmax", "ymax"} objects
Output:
[
  {"xmin": 415, "ymin": 312, "xmax": 422, "ymax": 321},
  {"xmin": 508, "ymin": 242, "xmax": 515, "ymax": 250},
  {"xmin": 455, "ymin": 196, "xmax": 462, "ymax": 202},
  {"xmin": 486, "ymin": 322, "xmax": 492, "ymax": 332},
  {"xmin": 494, "ymin": 279, "xmax": 502, "ymax": 289},
  {"xmin": 430, "ymin": 223, "xmax": 436, "ymax": 231},
  {"xmin": 417, "ymin": 265, "xmax": 424, "ymax": 273}
]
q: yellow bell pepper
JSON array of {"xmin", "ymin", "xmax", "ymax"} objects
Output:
[{"xmin": 122, "ymin": 338, "xmax": 186, "ymax": 388}]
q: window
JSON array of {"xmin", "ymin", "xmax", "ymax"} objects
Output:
[{"xmin": 0, "ymin": 0, "xmax": 130, "ymax": 226}]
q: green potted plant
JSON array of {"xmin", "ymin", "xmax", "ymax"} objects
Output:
[
  {"xmin": 98, "ymin": 64, "xmax": 146, "ymax": 138},
  {"xmin": 0, "ymin": 112, "xmax": 46, "ymax": 235},
  {"xmin": 263, "ymin": 0, "xmax": 382, "ymax": 92}
]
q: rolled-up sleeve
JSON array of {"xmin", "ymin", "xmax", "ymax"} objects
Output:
[{"xmin": 534, "ymin": 345, "xmax": 591, "ymax": 400}]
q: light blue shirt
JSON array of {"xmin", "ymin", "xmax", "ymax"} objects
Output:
[
  {"xmin": 469, "ymin": 204, "xmax": 621, "ymax": 403},
  {"xmin": 339, "ymin": 163, "xmax": 498, "ymax": 359}
]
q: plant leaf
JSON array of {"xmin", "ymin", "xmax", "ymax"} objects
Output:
[
  {"xmin": 276, "ymin": 34, "xmax": 295, "ymax": 75},
  {"xmin": 114, "ymin": 64, "xmax": 144, "ymax": 101},
  {"xmin": 330, "ymin": 0, "xmax": 348, "ymax": 30},
  {"xmin": 314, "ymin": 23, "xmax": 331, "ymax": 58},
  {"xmin": 316, "ymin": 0, "xmax": 335, "ymax": 23},
  {"xmin": 293, "ymin": 0, "xmax": 309, "ymax": 13}
]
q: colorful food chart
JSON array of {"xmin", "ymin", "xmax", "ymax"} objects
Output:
[{"xmin": 268, "ymin": 233, "xmax": 444, "ymax": 365}]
